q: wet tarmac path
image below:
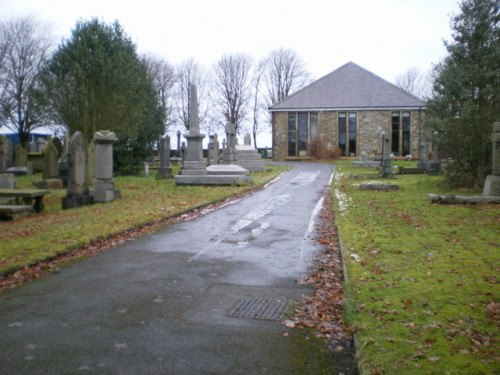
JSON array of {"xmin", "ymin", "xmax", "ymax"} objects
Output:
[{"xmin": 0, "ymin": 162, "xmax": 348, "ymax": 374}]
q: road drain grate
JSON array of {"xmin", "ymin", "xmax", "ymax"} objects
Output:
[{"xmin": 228, "ymin": 297, "xmax": 288, "ymax": 320}]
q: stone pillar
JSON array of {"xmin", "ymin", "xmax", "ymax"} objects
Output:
[
  {"xmin": 417, "ymin": 143, "xmax": 428, "ymax": 170},
  {"xmin": 62, "ymin": 132, "xmax": 94, "ymax": 209},
  {"xmin": 207, "ymin": 134, "xmax": 219, "ymax": 165},
  {"xmin": 157, "ymin": 135, "xmax": 173, "ymax": 179},
  {"xmin": 90, "ymin": 130, "xmax": 121, "ymax": 202},
  {"xmin": 222, "ymin": 122, "xmax": 237, "ymax": 164},
  {"xmin": 380, "ymin": 133, "xmax": 393, "ymax": 178},
  {"xmin": 179, "ymin": 84, "xmax": 206, "ymax": 175},
  {"xmin": 483, "ymin": 122, "xmax": 500, "ymax": 196}
]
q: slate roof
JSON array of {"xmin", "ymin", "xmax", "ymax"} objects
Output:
[{"xmin": 269, "ymin": 62, "xmax": 426, "ymax": 111}]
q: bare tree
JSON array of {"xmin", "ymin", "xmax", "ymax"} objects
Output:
[
  {"xmin": 250, "ymin": 59, "xmax": 267, "ymax": 148},
  {"xmin": 395, "ymin": 67, "xmax": 432, "ymax": 100},
  {"xmin": 262, "ymin": 48, "xmax": 309, "ymax": 106},
  {"xmin": 142, "ymin": 54, "xmax": 176, "ymax": 135},
  {"xmin": 0, "ymin": 16, "xmax": 52, "ymax": 147},
  {"xmin": 212, "ymin": 53, "xmax": 252, "ymax": 134},
  {"xmin": 174, "ymin": 58, "xmax": 211, "ymax": 131}
]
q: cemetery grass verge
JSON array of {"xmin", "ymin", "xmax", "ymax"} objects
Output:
[
  {"xmin": 332, "ymin": 160, "xmax": 499, "ymax": 374},
  {"xmin": 0, "ymin": 165, "xmax": 288, "ymax": 286}
]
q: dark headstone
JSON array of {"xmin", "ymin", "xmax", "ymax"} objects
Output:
[
  {"xmin": 157, "ymin": 135, "xmax": 173, "ymax": 179},
  {"xmin": 62, "ymin": 132, "xmax": 94, "ymax": 209}
]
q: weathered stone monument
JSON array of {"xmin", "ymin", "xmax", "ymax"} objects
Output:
[
  {"xmin": 157, "ymin": 135, "xmax": 173, "ymax": 179},
  {"xmin": 417, "ymin": 143, "xmax": 428, "ymax": 171},
  {"xmin": 207, "ymin": 134, "xmax": 220, "ymax": 165},
  {"xmin": 379, "ymin": 133, "xmax": 393, "ymax": 178},
  {"xmin": 34, "ymin": 138, "xmax": 63, "ymax": 189},
  {"xmin": 87, "ymin": 139, "xmax": 95, "ymax": 186},
  {"xmin": 483, "ymin": 122, "xmax": 500, "ymax": 196},
  {"xmin": 58, "ymin": 133, "xmax": 70, "ymax": 188},
  {"xmin": 179, "ymin": 84, "xmax": 206, "ymax": 175},
  {"xmin": 0, "ymin": 136, "xmax": 8, "ymax": 172},
  {"xmin": 222, "ymin": 122, "xmax": 238, "ymax": 164},
  {"xmin": 175, "ymin": 86, "xmax": 250, "ymax": 186},
  {"xmin": 14, "ymin": 145, "xmax": 27, "ymax": 167},
  {"xmin": 7, "ymin": 145, "xmax": 31, "ymax": 175},
  {"xmin": 62, "ymin": 132, "xmax": 94, "ymax": 209},
  {"xmin": 90, "ymin": 130, "xmax": 121, "ymax": 202},
  {"xmin": 236, "ymin": 132, "xmax": 267, "ymax": 172}
]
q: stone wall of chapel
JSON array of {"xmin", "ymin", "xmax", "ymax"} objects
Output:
[
  {"xmin": 358, "ymin": 111, "xmax": 391, "ymax": 159},
  {"xmin": 272, "ymin": 112, "xmax": 287, "ymax": 160},
  {"xmin": 271, "ymin": 109, "xmax": 425, "ymax": 160}
]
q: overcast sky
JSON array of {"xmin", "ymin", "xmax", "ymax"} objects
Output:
[
  {"xmin": 2, "ymin": 0, "xmax": 460, "ymax": 82},
  {"xmin": 1, "ymin": 0, "xmax": 461, "ymax": 145}
]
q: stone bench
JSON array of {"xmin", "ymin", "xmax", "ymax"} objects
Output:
[
  {"xmin": 0, "ymin": 189, "xmax": 50, "ymax": 212},
  {"xmin": 0, "ymin": 205, "xmax": 34, "ymax": 220}
]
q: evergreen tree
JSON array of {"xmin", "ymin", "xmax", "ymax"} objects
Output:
[
  {"xmin": 40, "ymin": 19, "xmax": 163, "ymax": 174},
  {"xmin": 427, "ymin": 0, "xmax": 499, "ymax": 187}
]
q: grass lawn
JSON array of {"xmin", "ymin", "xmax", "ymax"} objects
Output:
[
  {"xmin": 332, "ymin": 160, "xmax": 499, "ymax": 374},
  {"xmin": 0, "ymin": 165, "xmax": 288, "ymax": 276}
]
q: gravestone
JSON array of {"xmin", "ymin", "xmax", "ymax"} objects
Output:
[
  {"xmin": 417, "ymin": 144, "xmax": 428, "ymax": 170},
  {"xmin": 178, "ymin": 84, "xmax": 206, "ymax": 175},
  {"xmin": 0, "ymin": 173, "xmax": 14, "ymax": 188},
  {"xmin": 243, "ymin": 132, "xmax": 251, "ymax": 146},
  {"xmin": 157, "ymin": 135, "xmax": 173, "ymax": 179},
  {"xmin": 87, "ymin": 140, "xmax": 95, "ymax": 186},
  {"xmin": 58, "ymin": 133, "xmax": 70, "ymax": 188},
  {"xmin": 0, "ymin": 173, "xmax": 15, "ymax": 204},
  {"xmin": 0, "ymin": 136, "xmax": 8, "ymax": 172},
  {"xmin": 207, "ymin": 134, "xmax": 220, "ymax": 165},
  {"xmin": 9, "ymin": 145, "xmax": 32, "ymax": 175},
  {"xmin": 42, "ymin": 139, "xmax": 60, "ymax": 180},
  {"xmin": 14, "ymin": 145, "xmax": 27, "ymax": 167},
  {"xmin": 483, "ymin": 122, "xmax": 500, "ymax": 196},
  {"xmin": 33, "ymin": 138, "xmax": 63, "ymax": 189},
  {"xmin": 176, "ymin": 130, "xmax": 181, "ymax": 152},
  {"xmin": 62, "ymin": 132, "xmax": 94, "ymax": 209},
  {"xmin": 174, "ymin": 86, "xmax": 250, "ymax": 186},
  {"xmin": 90, "ymin": 130, "xmax": 120, "ymax": 202},
  {"xmin": 379, "ymin": 133, "xmax": 393, "ymax": 178},
  {"xmin": 222, "ymin": 122, "xmax": 237, "ymax": 164}
]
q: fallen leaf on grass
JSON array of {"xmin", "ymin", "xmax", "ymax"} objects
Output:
[
  {"xmin": 486, "ymin": 301, "xmax": 500, "ymax": 322},
  {"xmin": 428, "ymin": 356, "xmax": 440, "ymax": 362},
  {"xmin": 484, "ymin": 275, "xmax": 497, "ymax": 284}
]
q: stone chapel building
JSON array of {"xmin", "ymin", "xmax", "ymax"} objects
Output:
[{"xmin": 269, "ymin": 62, "xmax": 426, "ymax": 160}]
